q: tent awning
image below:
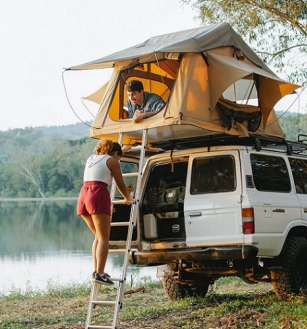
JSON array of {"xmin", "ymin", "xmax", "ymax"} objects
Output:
[{"xmin": 65, "ymin": 22, "xmax": 273, "ymax": 73}]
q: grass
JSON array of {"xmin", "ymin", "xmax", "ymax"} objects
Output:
[{"xmin": 1, "ymin": 277, "xmax": 307, "ymax": 329}]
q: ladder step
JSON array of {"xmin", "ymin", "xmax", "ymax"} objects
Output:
[
  {"xmin": 111, "ymin": 199, "xmax": 126, "ymax": 205},
  {"xmin": 92, "ymin": 300, "xmax": 116, "ymax": 307},
  {"xmin": 87, "ymin": 325, "xmax": 113, "ymax": 329},
  {"xmin": 108, "ymin": 248, "xmax": 137, "ymax": 254},
  {"xmin": 92, "ymin": 277, "xmax": 122, "ymax": 283},
  {"xmin": 111, "ymin": 221, "xmax": 129, "ymax": 227},
  {"xmin": 112, "ymin": 199, "xmax": 136, "ymax": 205},
  {"xmin": 122, "ymin": 172, "xmax": 138, "ymax": 177}
]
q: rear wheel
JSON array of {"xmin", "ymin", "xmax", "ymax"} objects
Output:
[
  {"xmin": 162, "ymin": 275, "xmax": 209, "ymax": 301},
  {"xmin": 271, "ymin": 237, "xmax": 307, "ymax": 300}
]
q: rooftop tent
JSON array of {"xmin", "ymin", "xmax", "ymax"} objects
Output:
[{"xmin": 66, "ymin": 22, "xmax": 299, "ymax": 144}]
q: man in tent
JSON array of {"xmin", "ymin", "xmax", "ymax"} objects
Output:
[{"xmin": 126, "ymin": 80, "xmax": 165, "ymax": 123}]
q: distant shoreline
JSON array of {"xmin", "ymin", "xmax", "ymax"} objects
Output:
[{"xmin": 0, "ymin": 197, "xmax": 78, "ymax": 201}]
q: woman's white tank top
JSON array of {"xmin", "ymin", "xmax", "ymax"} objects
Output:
[{"xmin": 83, "ymin": 154, "xmax": 112, "ymax": 185}]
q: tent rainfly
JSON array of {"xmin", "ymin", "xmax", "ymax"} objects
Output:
[{"xmin": 65, "ymin": 22, "xmax": 300, "ymax": 145}]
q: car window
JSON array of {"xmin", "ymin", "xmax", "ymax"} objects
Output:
[
  {"xmin": 250, "ymin": 154, "xmax": 291, "ymax": 192},
  {"xmin": 190, "ymin": 155, "xmax": 235, "ymax": 194},
  {"xmin": 289, "ymin": 158, "xmax": 307, "ymax": 194}
]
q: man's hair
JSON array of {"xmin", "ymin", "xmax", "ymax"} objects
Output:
[{"xmin": 126, "ymin": 80, "xmax": 144, "ymax": 92}]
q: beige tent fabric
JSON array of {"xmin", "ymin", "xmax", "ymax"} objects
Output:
[
  {"xmin": 85, "ymin": 82, "xmax": 108, "ymax": 104},
  {"xmin": 66, "ymin": 24, "xmax": 300, "ymax": 144},
  {"xmin": 206, "ymin": 48, "xmax": 298, "ymax": 125},
  {"xmin": 86, "ymin": 50, "xmax": 297, "ymax": 144}
]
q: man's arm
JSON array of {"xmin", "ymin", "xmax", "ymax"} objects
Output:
[
  {"xmin": 133, "ymin": 93, "xmax": 166, "ymax": 123},
  {"xmin": 133, "ymin": 110, "xmax": 157, "ymax": 123},
  {"xmin": 149, "ymin": 94, "xmax": 165, "ymax": 112}
]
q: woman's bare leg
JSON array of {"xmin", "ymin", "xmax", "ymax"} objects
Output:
[
  {"xmin": 91, "ymin": 212, "xmax": 111, "ymax": 274},
  {"xmin": 91, "ymin": 238, "xmax": 98, "ymax": 273},
  {"xmin": 81, "ymin": 214, "xmax": 98, "ymax": 272}
]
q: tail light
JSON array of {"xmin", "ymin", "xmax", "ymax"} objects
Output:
[{"xmin": 242, "ymin": 207, "xmax": 254, "ymax": 234}]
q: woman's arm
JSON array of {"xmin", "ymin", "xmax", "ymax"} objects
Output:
[{"xmin": 107, "ymin": 157, "xmax": 132, "ymax": 204}]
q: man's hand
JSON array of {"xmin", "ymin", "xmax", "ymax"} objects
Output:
[
  {"xmin": 133, "ymin": 109, "xmax": 145, "ymax": 123},
  {"xmin": 122, "ymin": 145, "xmax": 132, "ymax": 153}
]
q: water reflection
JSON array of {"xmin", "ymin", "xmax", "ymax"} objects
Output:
[{"xmin": 0, "ymin": 199, "xmax": 157, "ymax": 294}]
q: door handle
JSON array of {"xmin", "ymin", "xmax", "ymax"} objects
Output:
[
  {"xmin": 272, "ymin": 209, "xmax": 285, "ymax": 213},
  {"xmin": 189, "ymin": 212, "xmax": 202, "ymax": 217}
]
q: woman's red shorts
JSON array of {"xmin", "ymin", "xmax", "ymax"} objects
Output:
[{"xmin": 77, "ymin": 181, "xmax": 111, "ymax": 216}]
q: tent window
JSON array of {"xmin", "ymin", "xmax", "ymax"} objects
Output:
[
  {"xmin": 119, "ymin": 69, "xmax": 174, "ymax": 119},
  {"xmin": 108, "ymin": 61, "xmax": 177, "ymax": 120},
  {"xmin": 222, "ymin": 76, "xmax": 258, "ymax": 106}
]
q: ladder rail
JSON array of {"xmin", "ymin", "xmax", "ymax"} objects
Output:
[
  {"xmin": 109, "ymin": 133, "xmax": 124, "ymax": 206},
  {"xmin": 112, "ymin": 129, "xmax": 148, "ymax": 326},
  {"xmin": 85, "ymin": 282, "xmax": 100, "ymax": 328}
]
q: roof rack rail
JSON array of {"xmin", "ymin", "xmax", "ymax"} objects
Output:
[
  {"xmin": 258, "ymin": 136, "xmax": 307, "ymax": 155},
  {"xmin": 149, "ymin": 133, "xmax": 307, "ymax": 155},
  {"xmin": 297, "ymin": 134, "xmax": 307, "ymax": 143}
]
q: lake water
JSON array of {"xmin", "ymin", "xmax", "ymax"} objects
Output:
[{"xmin": 0, "ymin": 199, "xmax": 157, "ymax": 295}]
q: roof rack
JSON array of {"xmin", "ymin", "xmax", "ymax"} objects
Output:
[
  {"xmin": 149, "ymin": 133, "xmax": 307, "ymax": 155},
  {"xmin": 297, "ymin": 134, "xmax": 307, "ymax": 143}
]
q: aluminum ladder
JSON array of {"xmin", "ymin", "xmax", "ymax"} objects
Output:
[{"xmin": 85, "ymin": 129, "xmax": 148, "ymax": 329}]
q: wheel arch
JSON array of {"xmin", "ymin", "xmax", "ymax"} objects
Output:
[
  {"xmin": 277, "ymin": 226, "xmax": 307, "ymax": 258},
  {"xmin": 287, "ymin": 225, "xmax": 307, "ymax": 241},
  {"xmin": 262, "ymin": 226, "xmax": 307, "ymax": 267}
]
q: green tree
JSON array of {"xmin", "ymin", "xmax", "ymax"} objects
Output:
[
  {"xmin": 183, "ymin": 0, "xmax": 307, "ymax": 85},
  {"xmin": 19, "ymin": 156, "xmax": 46, "ymax": 197},
  {"xmin": 0, "ymin": 166, "xmax": 17, "ymax": 197},
  {"xmin": 0, "ymin": 126, "xmax": 95, "ymax": 198},
  {"xmin": 277, "ymin": 112, "xmax": 301, "ymax": 141}
]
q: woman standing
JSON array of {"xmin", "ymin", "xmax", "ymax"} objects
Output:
[{"xmin": 77, "ymin": 139, "xmax": 132, "ymax": 285}]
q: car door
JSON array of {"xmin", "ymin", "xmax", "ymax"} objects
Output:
[
  {"xmin": 288, "ymin": 157, "xmax": 307, "ymax": 222},
  {"xmin": 184, "ymin": 150, "xmax": 244, "ymax": 247},
  {"xmin": 247, "ymin": 152, "xmax": 301, "ymax": 256}
]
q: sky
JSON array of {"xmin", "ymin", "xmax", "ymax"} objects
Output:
[
  {"xmin": 0, "ymin": 0, "xmax": 201, "ymax": 131},
  {"xmin": 0, "ymin": 0, "xmax": 305, "ymax": 132}
]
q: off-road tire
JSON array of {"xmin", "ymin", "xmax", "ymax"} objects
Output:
[
  {"xmin": 162, "ymin": 275, "xmax": 209, "ymax": 301},
  {"xmin": 271, "ymin": 236, "xmax": 307, "ymax": 300}
]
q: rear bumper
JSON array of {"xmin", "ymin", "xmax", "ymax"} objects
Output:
[{"xmin": 129, "ymin": 245, "xmax": 258, "ymax": 265}]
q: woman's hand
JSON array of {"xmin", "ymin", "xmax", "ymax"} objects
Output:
[{"xmin": 123, "ymin": 197, "xmax": 133, "ymax": 205}]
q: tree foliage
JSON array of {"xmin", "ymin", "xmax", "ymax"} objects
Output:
[
  {"xmin": 183, "ymin": 0, "xmax": 307, "ymax": 85},
  {"xmin": 0, "ymin": 127, "xmax": 96, "ymax": 198}
]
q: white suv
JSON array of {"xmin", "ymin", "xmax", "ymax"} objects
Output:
[{"xmin": 110, "ymin": 135, "xmax": 307, "ymax": 301}]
